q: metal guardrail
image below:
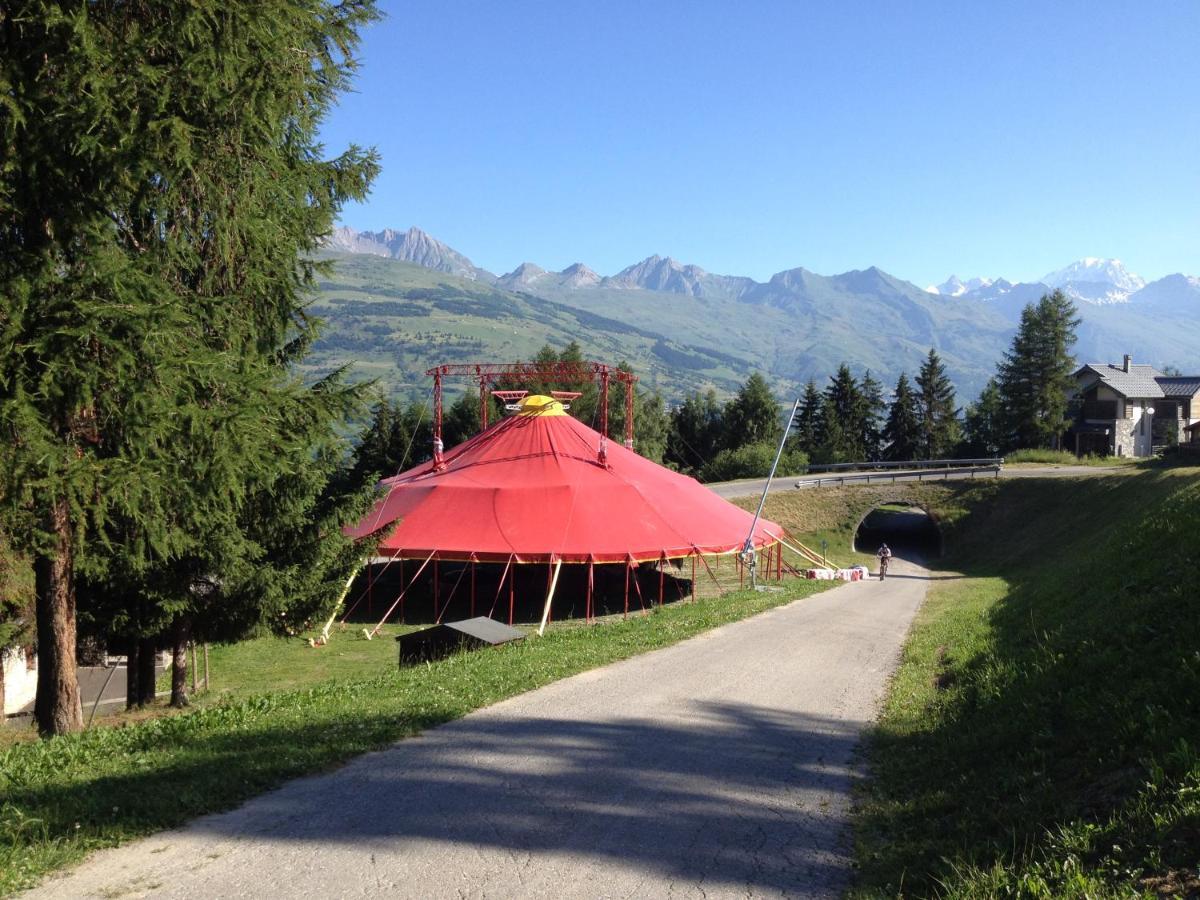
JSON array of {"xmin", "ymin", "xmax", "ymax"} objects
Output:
[
  {"xmin": 794, "ymin": 464, "xmax": 1002, "ymax": 489},
  {"xmin": 805, "ymin": 458, "xmax": 1002, "ymax": 473}
]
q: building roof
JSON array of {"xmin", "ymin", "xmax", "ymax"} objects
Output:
[
  {"xmin": 345, "ymin": 394, "xmax": 783, "ymax": 564},
  {"xmin": 1076, "ymin": 363, "xmax": 1164, "ymax": 399},
  {"xmin": 1156, "ymin": 376, "xmax": 1200, "ymax": 398}
]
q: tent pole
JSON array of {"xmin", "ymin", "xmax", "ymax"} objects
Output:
[
  {"xmin": 537, "ymin": 559, "xmax": 564, "ymax": 636},
  {"xmin": 369, "ymin": 550, "xmax": 435, "ymax": 638},
  {"xmin": 470, "ymin": 560, "xmax": 476, "ymax": 618},
  {"xmin": 691, "ymin": 552, "xmax": 697, "ymax": 602},
  {"xmin": 433, "ymin": 558, "xmax": 439, "ymax": 620},
  {"xmin": 508, "ymin": 563, "xmax": 515, "ymax": 626},
  {"xmin": 658, "ymin": 556, "xmax": 665, "ymax": 607},
  {"xmin": 587, "ymin": 559, "xmax": 594, "ymax": 623},
  {"xmin": 623, "ymin": 560, "xmax": 630, "ymax": 620},
  {"xmin": 367, "ymin": 562, "xmax": 373, "ymax": 616}
]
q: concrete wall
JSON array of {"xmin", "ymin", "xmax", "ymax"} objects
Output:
[{"xmin": 2, "ymin": 646, "xmax": 37, "ymax": 716}]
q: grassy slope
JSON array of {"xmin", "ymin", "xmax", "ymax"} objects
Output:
[
  {"xmin": 852, "ymin": 467, "xmax": 1200, "ymax": 897},
  {"xmin": 0, "ymin": 577, "xmax": 832, "ymax": 895},
  {"xmin": 305, "ymin": 253, "xmax": 755, "ymax": 401}
]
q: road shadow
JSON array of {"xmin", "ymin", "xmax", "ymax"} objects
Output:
[{"xmin": 20, "ymin": 702, "xmax": 863, "ymax": 895}]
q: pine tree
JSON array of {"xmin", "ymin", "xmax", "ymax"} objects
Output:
[
  {"xmin": 823, "ymin": 364, "xmax": 866, "ymax": 461},
  {"xmin": 791, "ymin": 380, "xmax": 825, "ymax": 456},
  {"xmin": 915, "ymin": 349, "xmax": 960, "ymax": 459},
  {"xmin": 722, "ymin": 374, "xmax": 783, "ymax": 450},
  {"xmin": 859, "ymin": 370, "xmax": 886, "ymax": 461},
  {"xmin": 997, "ymin": 290, "xmax": 1081, "ymax": 449},
  {"xmin": 442, "ymin": 392, "xmax": 482, "ymax": 449},
  {"xmin": 0, "ymin": 2, "xmax": 380, "ymax": 734},
  {"xmin": 883, "ymin": 374, "xmax": 922, "ymax": 461},
  {"xmin": 666, "ymin": 391, "xmax": 725, "ymax": 476},
  {"xmin": 962, "ymin": 379, "xmax": 1006, "ymax": 457}
]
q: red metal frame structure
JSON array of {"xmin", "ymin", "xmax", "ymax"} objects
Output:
[{"xmin": 426, "ymin": 362, "xmax": 638, "ymax": 463}]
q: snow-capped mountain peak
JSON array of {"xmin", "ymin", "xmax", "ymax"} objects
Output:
[
  {"xmin": 1041, "ymin": 258, "xmax": 1145, "ymax": 293},
  {"xmin": 927, "ymin": 275, "xmax": 996, "ymax": 296}
]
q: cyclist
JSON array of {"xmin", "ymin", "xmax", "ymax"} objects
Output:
[{"xmin": 877, "ymin": 543, "xmax": 893, "ymax": 580}]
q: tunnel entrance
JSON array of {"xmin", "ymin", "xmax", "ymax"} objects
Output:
[{"xmin": 854, "ymin": 504, "xmax": 942, "ymax": 560}]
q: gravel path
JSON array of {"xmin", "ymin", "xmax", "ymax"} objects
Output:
[{"xmin": 26, "ymin": 559, "xmax": 930, "ymax": 900}]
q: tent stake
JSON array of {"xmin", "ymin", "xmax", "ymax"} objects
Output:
[{"xmin": 537, "ymin": 559, "xmax": 564, "ymax": 636}]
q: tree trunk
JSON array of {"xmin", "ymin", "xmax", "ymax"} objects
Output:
[
  {"xmin": 0, "ymin": 650, "xmax": 6, "ymax": 718},
  {"xmin": 169, "ymin": 616, "xmax": 191, "ymax": 708},
  {"xmin": 137, "ymin": 636, "xmax": 157, "ymax": 706},
  {"xmin": 126, "ymin": 639, "xmax": 140, "ymax": 709},
  {"xmin": 33, "ymin": 497, "xmax": 83, "ymax": 735}
]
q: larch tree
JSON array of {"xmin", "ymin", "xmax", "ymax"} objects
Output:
[
  {"xmin": 915, "ymin": 349, "xmax": 960, "ymax": 459},
  {"xmin": 883, "ymin": 373, "xmax": 922, "ymax": 461},
  {"xmin": 0, "ymin": 1, "xmax": 380, "ymax": 734}
]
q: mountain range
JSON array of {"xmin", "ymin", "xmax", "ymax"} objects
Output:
[{"xmin": 316, "ymin": 227, "xmax": 1200, "ymax": 403}]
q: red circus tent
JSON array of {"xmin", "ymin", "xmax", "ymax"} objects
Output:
[{"xmin": 346, "ymin": 394, "xmax": 783, "ymax": 564}]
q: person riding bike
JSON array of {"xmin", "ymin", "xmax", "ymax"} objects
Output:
[{"xmin": 877, "ymin": 543, "xmax": 892, "ymax": 580}]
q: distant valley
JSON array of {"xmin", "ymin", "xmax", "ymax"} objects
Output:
[{"xmin": 308, "ymin": 227, "xmax": 1200, "ymax": 404}]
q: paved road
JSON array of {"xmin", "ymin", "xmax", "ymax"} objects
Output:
[
  {"xmin": 710, "ymin": 463, "xmax": 1125, "ymax": 499},
  {"xmin": 27, "ymin": 560, "xmax": 931, "ymax": 900}
]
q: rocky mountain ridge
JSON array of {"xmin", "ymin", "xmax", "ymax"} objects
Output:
[{"xmin": 329, "ymin": 227, "xmax": 1193, "ymax": 313}]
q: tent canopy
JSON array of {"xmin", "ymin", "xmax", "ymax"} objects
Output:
[{"xmin": 347, "ymin": 395, "xmax": 782, "ymax": 564}]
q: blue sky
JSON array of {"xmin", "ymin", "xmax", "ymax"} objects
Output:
[{"xmin": 319, "ymin": 1, "xmax": 1200, "ymax": 287}]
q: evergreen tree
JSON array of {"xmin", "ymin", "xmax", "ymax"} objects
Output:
[
  {"xmin": 915, "ymin": 349, "xmax": 960, "ymax": 458},
  {"xmin": 791, "ymin": 380, "xmax": 825, "ymax": 456},
  {"xmin": 859, "ymin": 370, "xmax": 886, "ymax": 461},
  {"xmin": 997, "ymin": 290, "xmax": 1081, "ymax": 449},
  {"xmin": 822, "ymin": 365, "xmax": 866, "ymax": 461},
  {"xmin": 0, "ymin": 2, "xmax": 380, "ymax": 734},
  {"xmin": 665, "ymin": 390, "xmax": 725, "ymax": 476},
  {"xmin": 722, "ymin": 374, "xmax": 783, "ymax": 450},
  {"xmin": 883, "ymin": 374, "xmax": 922, "ymax": 461},
  {"xmin": 812, "ymin": 397, "xmax": 855, "ymax": 464},
  {"xmin": 442, "ymin": 392, "xmax": 482, "ymax": 449},
  {"xmin": 961, "ymin": 379, "xmax": 1006, "ymax": 457},
  {"xmin": 348, "ymin": 397, "xmax": 434, "ymax": 486}
]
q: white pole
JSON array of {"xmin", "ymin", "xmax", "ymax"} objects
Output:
[
  {"xmin": 537, "ymin": 559, "xmax": 564, "ymax": 636},
  {"xmin": 314, "ymin": 562, "xmax": 367, "ymax": 646},
  {"xmin": 743, "ymin": 397, "xmax": 802, "ymax": 589}
]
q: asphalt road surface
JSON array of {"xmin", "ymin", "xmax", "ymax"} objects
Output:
[
  {"xmin": 26, "ymin": 559, "xmax": 931, "ymax": 900},
  {"xmin": 710, "ymin": 463, "xmax": 1125, "ymax": 499}
]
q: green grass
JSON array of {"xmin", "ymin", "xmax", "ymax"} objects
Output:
[
  {"xmin": 852, "ymin": 468, "xmax": 1200, "ymax": 898},
  {"xmin": 1004, "ymin": 448, "xmax": 1140, "ymax": 467},
  {"xmin": 0, "ymin": 577, "xmax": 832, "ymax": 895}
]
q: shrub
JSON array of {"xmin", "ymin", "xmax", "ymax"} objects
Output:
[{"xmin": 700, "ymin": 442, "xmax": 808, "ymax": 482}]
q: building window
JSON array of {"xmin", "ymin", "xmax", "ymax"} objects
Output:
[{"xmin": 1139, "ymin": 402, "xmax": 1145, "ymax": 435}]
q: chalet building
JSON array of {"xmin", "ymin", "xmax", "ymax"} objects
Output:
[{"xmin": 1070, "ymin": 355, "xmax": 1200, "ymax": 457}]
